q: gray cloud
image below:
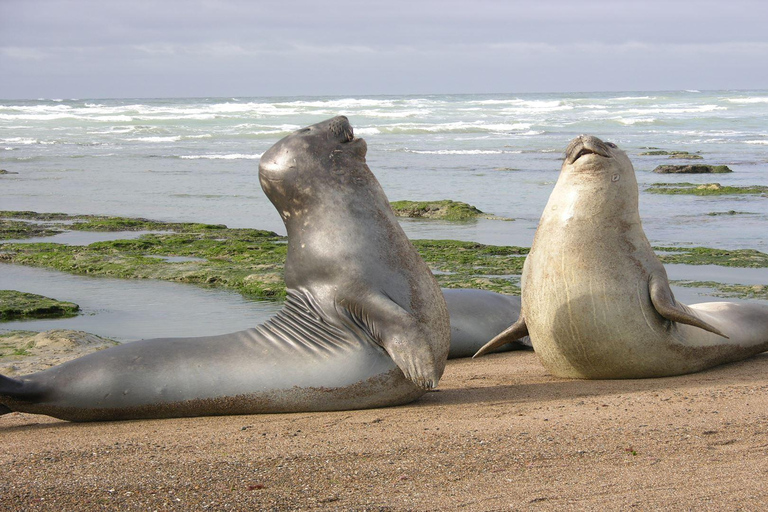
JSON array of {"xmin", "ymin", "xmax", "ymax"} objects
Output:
[{"xmin": 1, "ymin": 0, "xmax": 766, "ymax": 98}]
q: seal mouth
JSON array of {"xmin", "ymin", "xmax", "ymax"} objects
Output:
[{"xmin": 566, "ymin": 135, "xmax": 613, "ymax": 164}]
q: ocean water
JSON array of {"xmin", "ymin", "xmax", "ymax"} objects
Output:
[
  {"xmin": 1, "ymin": 91, "xmax": 767, "ymax": 339},
  {"xmin": 2, "ymin": 90, "xmax": 767, "ymax": 249}
]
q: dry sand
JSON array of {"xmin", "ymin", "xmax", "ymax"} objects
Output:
[{"xmin": 3, "ymin": 341, "xmax": 768, "ymax": 510}]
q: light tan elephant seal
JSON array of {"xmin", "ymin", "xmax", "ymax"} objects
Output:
[{"xmin": 475, "ymin": 135, "xmax": 768, "ymax": 379}]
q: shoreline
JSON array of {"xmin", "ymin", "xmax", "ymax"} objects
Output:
[{"xmin": 4, "ymin": 351, "xmax": 768, "ymax": 509}]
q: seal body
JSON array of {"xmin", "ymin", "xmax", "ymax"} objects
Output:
[
  {"xmin": 476, "ymin": 135, "xmax": 768, "ymax": 378},
  {"xmin": 442, "ymin": 289, "xmax": 530, "ymax": 358},
  {"xmin": 0, "ymin": 117, "xmax": 450, "ymax": 421}
]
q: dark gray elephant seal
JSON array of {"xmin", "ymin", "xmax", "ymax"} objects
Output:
[
  {"xmin": 442, "ymin": 288, "xmax": 530, "ymax": 358},
  {"xmin": 0, "ymin": 116, "xmax": 450, "ymax": 421},
  {"xmin": 475, "ymin": 135, "xmax": 768, "ymax": 378}
]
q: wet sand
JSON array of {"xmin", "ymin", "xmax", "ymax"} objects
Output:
[{"xmin": 3, "ymin": 346, "xmax": 768, "ymax": 510}]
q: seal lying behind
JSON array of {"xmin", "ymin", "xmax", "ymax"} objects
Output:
[
  {"xmin": 475, "ymin": 135, "xmax": 768, "ymax": 379},
  {"xmin": 0, "ymin": 116, "xmax": 450, "ymax": 421},
  {"xmin": 443, "ymin": 288, "xmax": 530, "ymax": 358}
]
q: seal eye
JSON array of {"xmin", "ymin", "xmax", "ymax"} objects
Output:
[{"xmin": 606, "ymin": 142, "xmax": 617, "ymax": 148}]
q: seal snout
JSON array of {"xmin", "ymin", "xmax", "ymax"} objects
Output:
[
  {"xmin": 328, "ymin": 116, "xmax": 355, "ymax": 143},
  {"xmin": 566, "ymin": 135, "xmax": 614, "ymax": 164}
]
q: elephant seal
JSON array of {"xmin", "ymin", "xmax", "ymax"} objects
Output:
[
  {"xmin": 0, "ymin": 116, "xmax": 450, "ymax": 421},
  {"xmin": 475, "ymin": 135, "xmax": 768, "ymax": 378},
  {"xmin": 442, "ymin": 288, "xmax": 530, "ymax": 358}
]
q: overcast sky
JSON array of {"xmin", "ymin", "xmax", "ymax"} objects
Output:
[{"xmin": 1, "ymin": 0, "xmax": 767, "ymax": 99}]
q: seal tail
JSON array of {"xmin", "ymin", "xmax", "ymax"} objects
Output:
[{"xmin": 1, "ymin": 374, "xmax": 28, "ymax": 415}]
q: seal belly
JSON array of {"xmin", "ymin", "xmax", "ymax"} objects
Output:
[{"xmin": 526, "ymin": 253, "xmax": 671, "ymax": 378}]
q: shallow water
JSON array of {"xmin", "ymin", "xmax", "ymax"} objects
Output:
[
  {"xmin": 1, "ymin": 258, "xmax": 764, "ymax": 343},
  {"xmin": 2, "ymin": 230, "xmax": 170, "ymax": 245},
  {"xmin": 0, "ymin": 265, "xmax": 281, "ymax": 341},
  {"xmin": 665, "ymin": 264, "xmax": 768, "ymax": 286}
]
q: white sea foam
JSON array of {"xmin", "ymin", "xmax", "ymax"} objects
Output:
[
  {"xmin": 1, "ymin": 137, "xmax": 38, "ymax": 144},
  {"xmin": 745, "ymin": 140, "xmax": 768, "ymax": 145},
  {"xmin": 180, "ymin": 153, "xmax": 263, "ymax": 160},
  {"xmin": 610, "ymin": 96, "xmax": 656, "ymax": 101},
  {"xmin": 87, "ymin": 127, "xmax": 136, "ymax": 135},
  {"xmin": 278, "ymin": 98, "xmax": 397, "ymax": 109},
  {"xmin": 0, "ymin": 113, "xmax": 76, "ymax": 121},
  {"xmin": 355, "ymin": 109, "xmax": 430, "ymax": 118},
  {"xmin": 622, "ymin": 105, "xmax": 725, "ymax": 115},
  {"xmin": 125, "ymin": 136, "xmax": 182, "ymax": 143},
  {"xmin": 374, "ymin": 122, "xmax": 533, "ymax": 134},
  {"xmin": 727, "ymin": 97, "xmax": 768, "ymax": 104},
  {"xmin": 245, "ymin": 124, "xmax": 302, "ymax": 135},
  {"xmin": 355, "ymin": 127, "xmax": 381, "ymax": 136},
  {"xmin": 469, "ymin": 99, "xmax": 562, "ymax": 107},
  {"xmin": 616, "ymin": 117, "xmax": 656, "ymax": 125},
  {"xmin": 405, "ymin": 149, "xmax": 522, "ymax": 155}
]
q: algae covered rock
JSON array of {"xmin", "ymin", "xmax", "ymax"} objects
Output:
[
  {"xmin": 389, "ymin": 200, "xmax": 511, "ymax": 221},
  {"xmin": 646, "ymin": 182, "xmax": 768, "ymax": 196},
  {"xmin": 0, "ymin": 290, "xmax": 80, "ymax": 321},
  {"xmin": 652, "ymin": 164, "xmax": 732, "ymax": 174},
  {"xmin": 640, "ymin": 150, "xmax": 703, "ymax": 160}
]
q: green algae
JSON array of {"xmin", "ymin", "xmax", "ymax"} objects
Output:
[
  {"xmin": 0, "ymin": 212, "xmax": 527, "ymax": 300},
  {"xmin": 669, "ymin": 154, "xmax": 704, "ymax": 160},
  {"xmin": 671, "ymin": 281, "xmax": 768, "ymax": 301},
  {"xmin": 412, "ymin": 239, "xmax": 527, "ymax": 294},
  {"xmin": 646, "ymin": 183, "xmax": 768, "ymax": 195},
  {"xmin": 0, "ymin": 290, "xmax": 80, "ymax": 321},
  {"xmin": 4, "ymin": 211, "xmax": 767, "ymax": 303},
  {"xmin": 640, "ymin": 150, "xmax": 703, "ymax": 159},
  {"xmin": 706, "ymin": 210, "xmax": 756, "ymax": 216},
  {"xmin": 390, "ymin": 200, "xmax": 512, "ymax": 221},
  {"xmin": 0, "ymin": 219, "xmax": 63, "ymax": 240},
  {"xmin": 0, "ymin": 211, "xmax": 287, "ymax": 299},
  {"xmin": 2, "ymin": 234, "xmax": 288, "ymax": 300},
  {"xmin": 0, "ymin": 210, "xmax": 244, "ymax": 235},
  {"xmin": 655, "ymin": 247, "xmax": 768, "ymax": 268},
  {"xmin": 652, "ymin": 165, "xmax": 732, "ymax": 174}
]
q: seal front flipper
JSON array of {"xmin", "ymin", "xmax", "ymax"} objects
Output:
[
  {"xmin": 649, "ymin": 271, "xmax": 728, "ymax": 338},
  {"xmin": 473, "ymin": 315, "xmax": 529, "ymax": 358},
  {"xmin": 339, "ymin": 293, "xmax": 448, "ymax": 390}
]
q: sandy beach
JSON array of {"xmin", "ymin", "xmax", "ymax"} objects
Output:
[{"xmin": 3, "ymin": 346, "xmax": 768, "ymax": 510}]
